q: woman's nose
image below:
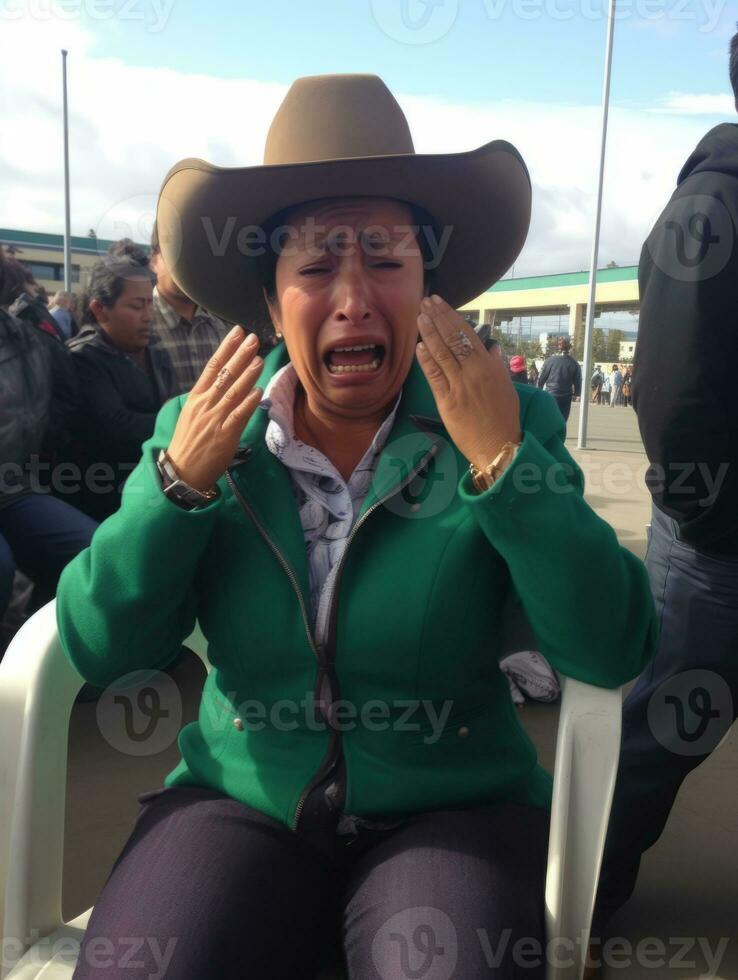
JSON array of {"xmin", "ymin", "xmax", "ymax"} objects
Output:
[{"xmin": 334, "ymin": 268, "xmax": 371, "ymax": 323}]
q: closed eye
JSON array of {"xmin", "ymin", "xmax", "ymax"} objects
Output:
[{"xmin": 299, "ymin": 266, "xmax": 331, "ymax": 277}]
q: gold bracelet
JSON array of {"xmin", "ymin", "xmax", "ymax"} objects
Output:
[{"xmin": 469, "ymin": 439, "xmax": 521, "ymax": 493}]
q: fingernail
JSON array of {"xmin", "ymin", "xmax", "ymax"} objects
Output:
[
  {"xmin": 431, "ymin": 294, "xmax": 443, "ymax": 305},
  {"xmin": 419, "ymin": 313, "xmax": 431, "ymax": 325},
  {"xmin": 246, "ymin": 333, "xmax": 258, "ymax": 346},
  {"xmin": 231, "ymin": 324, "xmax": 243, "ymax": 336}
]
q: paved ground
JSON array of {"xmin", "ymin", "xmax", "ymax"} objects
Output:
[{"xmin": 57, "ymin": 402, "xmax": 737, "ymax": 978}]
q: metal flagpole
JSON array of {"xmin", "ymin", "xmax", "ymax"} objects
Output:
[
  {"xmin": 577, "ymin": 0, "xmax": 616, "ymax": 449},
  {"xmin": 62, "ymin": 49, "xmax": 72, "ymax": 292}
]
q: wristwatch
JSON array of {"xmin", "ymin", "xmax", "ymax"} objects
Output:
[
  {"xmin": 469, "ymin": 438, "xmax": 521, "ymax": 493},
  {"xmin": 157, "ymin": 450, "xmax": 220, "ymax": 510}
]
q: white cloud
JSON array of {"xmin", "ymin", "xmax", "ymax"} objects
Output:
[
  {"xmin": 0, "ymin": 12, "xmax": 728, "ymax": 278},
  {"xmin": 652, "ymin": 91, "xmax": 735, "ymax": 114}
]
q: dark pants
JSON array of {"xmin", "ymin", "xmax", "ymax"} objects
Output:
[
  {"xmin": 0, "ymin": 493, "xmax": 97, "ymax": 618},
  {"xmin": 72, "ymin": 785, "xmax": 550, "ymax": 979},
  {"xmin": 592, "ymin": 503, "xmax": 738, "ymax": 932},
  {"xmin": 551, "ymin": 394, "xmax": 572, "ymax": 421}
]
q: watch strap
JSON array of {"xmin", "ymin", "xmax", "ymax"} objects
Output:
[
  {"xmin": 469, "ymin": 439, "xmax": 521, "ymax": 493},
  {"xmin": 157, "ymin": 450, "xmax": 219, "ymax": 509}
]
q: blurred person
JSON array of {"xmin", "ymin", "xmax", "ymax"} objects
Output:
[
  {"xmin": 537, "ymin": 336, "xmax": 581, "ymax": 421},
  {"xmin": 609, "ymin": 363, "xmax": 623, "ymax": 407},
  {"xmin": 149, "ymin": 220, "xmax": 230, "ymax": 396},
  {"xmin": 509, "ymin": 353, "xmax": 528, "ymax": 383},
  {"xmin": 621, "ymin": 368, "xmax": 632, "ymax": 407},
  {"xmin": 527, "ymin": 362, "xmax": 539, "ymax": 386},
  {"xmin": 66, "ymin": 241, "xmax": 174, "ymax": 522},
  {"xmin": 56, "ymin": 74, "xmax": 657, "ymax": 980},
  {"xmin": 68, "ymin": 293, "xmax": 80, "ymax": 337},
  {"xmin": 7, "ymin": 273, "xmax": 79, "ymax": 468},
  {"xmin": 0, "ymin": 247, "xmax": 96, "ymax": 628},
  {"xmin": 49, "ymin": 290, "xmax": 74, "ymax": 341},
  {"xmin": 589, "ymin": 25, "xmax": 738, "ymax": 955},
  {"xmin": 590, "ymin": 366, "xmax": 603, "ymax": 404}
]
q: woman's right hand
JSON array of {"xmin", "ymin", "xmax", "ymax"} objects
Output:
[{"xmin": 165, "ymin": 325, "xmax": 265, "ymax": 492}]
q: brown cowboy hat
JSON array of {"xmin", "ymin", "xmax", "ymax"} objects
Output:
[{"xmin": 156, "ymin": 73, "xmax": 531, "ymax": 336}]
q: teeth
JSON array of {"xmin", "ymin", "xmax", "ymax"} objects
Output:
[
  {"xmin": 328, "ymin": 359, "xmax": 381, "ymax": 374},
  {"xmin": 331, "ymin": 344, "xmax": 377, "ymax": 353}
]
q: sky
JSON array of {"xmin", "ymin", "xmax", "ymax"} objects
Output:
[{"xmin": 1, "ymin": 0, "xmax": 736, "ymax": 278}]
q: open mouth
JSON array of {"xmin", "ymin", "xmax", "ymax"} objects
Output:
[{"xmin": 323, "ymin": 343, "xmax": 386, "ymax": 375}]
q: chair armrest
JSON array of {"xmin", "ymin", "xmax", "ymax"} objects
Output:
[
  {"xmin": 0, "ymin": 606, "xmax": 211, "ymax": 977},
  {"xmin": 545, "ymin": 676, "xmax": 623, "ymax": 980},
  {"xmin": 0, "ymin": 601, "xmax": 83, "ymax": 975}
]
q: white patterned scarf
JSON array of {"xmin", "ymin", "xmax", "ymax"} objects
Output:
[{"xmin": 259, "ymin": 362, "xmax": 402, "ymax": 646}]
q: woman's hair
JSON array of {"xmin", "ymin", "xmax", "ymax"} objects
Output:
[
  {"xmin": 255, "ymin": 200, "xmax": 441, "ymax": 305},
  {"xmin": 81, "ymin": 239, "xmax": 155, "ymax": 326},
  {"xmin": 730, "ymin": 23, "xmax": 738, "ymax": 100},
  {"xmin": 0, "ymin": 246, "xmax": 34, "ymax": 308}
]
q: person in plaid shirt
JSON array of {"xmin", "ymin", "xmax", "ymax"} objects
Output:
[{"xmin": 149, "ymin": 221, "xmax": 231, "ymax": 397}]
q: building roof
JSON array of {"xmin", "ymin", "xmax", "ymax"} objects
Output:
[
  {"xmin": 488, "ymin": 265, "xmax": 638, "ymax": 293},
  {"xmin": 0, "ymin": 227, "xmax": 148, "ymax": 256}
]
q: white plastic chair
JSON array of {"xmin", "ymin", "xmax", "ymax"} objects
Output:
[{"xmin": 0, "ymin": 600, "xmax": 622, "ymax": 980}]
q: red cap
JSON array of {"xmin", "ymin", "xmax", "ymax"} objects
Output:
[{"xmin": 509, "ymin": 355, "xmax": 527, "ymax": 373}]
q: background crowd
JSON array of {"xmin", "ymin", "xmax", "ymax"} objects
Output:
[{"xmin": 0, "ymin": 230, "xmax": 278, "ymax": 650}]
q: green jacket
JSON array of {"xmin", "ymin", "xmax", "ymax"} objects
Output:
[{"xmin": 57, "ymin": 341, "xmax": 658, "ymax": 831}]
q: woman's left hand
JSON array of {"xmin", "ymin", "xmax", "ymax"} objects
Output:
[{"xmin": 415, "ymin": 294, "xmax": 522, "ymax": 471}]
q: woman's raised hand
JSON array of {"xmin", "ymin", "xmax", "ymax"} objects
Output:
[
  {"xmin": 165, "ymin": 326, "xmax": 265, "ymax": 492},
  {"xmin": 415, "ymin": 295, "xmax": 521, "ymax": 471}
]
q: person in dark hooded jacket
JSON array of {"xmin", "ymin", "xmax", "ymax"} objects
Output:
[
  {"xmin": 66, "ymin": 241, "xmax": 174, "ymax": 521},
  {"xmin": 0, "ymin": 248, "xmax": 96, "ymax": 628},
  {"xmin": 589, "ymin": 28, "xmax": 738, "ymax": 949}
]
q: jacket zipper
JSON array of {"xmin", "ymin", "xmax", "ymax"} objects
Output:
[
  {"xmin": 226, "ymin": 435, "xmax": 442, "ymax": 832},
  {"xmin": 225, "ymin": 469, "xmax": 320, "ymax": 661}
]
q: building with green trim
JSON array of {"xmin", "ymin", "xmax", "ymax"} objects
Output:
[{"xmin": 1, "ymin": 227, "xmax": 639, "ymax": 361}]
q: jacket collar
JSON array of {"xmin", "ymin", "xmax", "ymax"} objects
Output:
[{"xmin": 226, "ymin": 341, "xmax": 446, "ymax": 602}]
